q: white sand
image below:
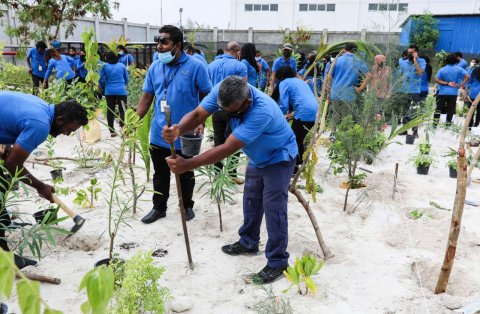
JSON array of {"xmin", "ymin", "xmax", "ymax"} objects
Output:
[{"xmin": 5, "ymin": 116, "xmax": 480, "ymax": 314}]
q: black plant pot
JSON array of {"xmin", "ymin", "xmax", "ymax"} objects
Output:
[
  {"xmin": 449, "ymin": 167, "xmax": 457, "ymax": 178},
  {"xmin": 50, "ymin": 169, "xmax": 63, "ymax": 181},
  {"xmin": 0, "ymin": 302, "xmax": 7, "ymax": 314},
  {"xmin": 94, "ymin": 258, "xmax": 125, "ymax": 268},
  {"xmin": 32, "ymin": 207, "xmax": 59, "ymax": 224},
  {"xmin": 406, "ymin": 135, "xmax": 415, "ymax": 145},
  {"xmin": 417, "ymin": 165, "xmax": 430, "ymax": 175}
]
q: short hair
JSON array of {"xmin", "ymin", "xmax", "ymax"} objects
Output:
[
  {"xmin": 185, "ymin": 44, "xmax": 195, "ymax": 53},
  {"xmin": 345, "ymin": 42, "xmax": 357, "ymax": 52},
  {"xmin": 159, "ymin": 25, "xmax": 184, "ymax": 49},
  {"xmin": 276, "ymin": 66, "xmax": 296, "ymax": 82},
  {"xmin": 54, "ymin": 100, "xmax": 89, "ymax": 126},
  {"xmin": 216, "ymin": 48, "xmax": 224, "ymax": 56},
  {"xmin": 422, "ymin": 54, "xmax": 430, "ymax": 64},
  {"xmin": 36, "ymin": 41, "xmax": 47, "ymax": 50},
  {"xmin": 473, "ymin": 58, "xmax": 480, "ymax": 64},
  {"xmin": 455, "ymin": 52, "xmax": 463, "ymax": 58},
  {"xmin": 255, "ymin": 50, "xmax": 261, "ymax": 54},
  {"xmin": 105, "ymin": 51, "xmax": 118, "ymax": 64},
  {"xmin": 446, "ymin": 54, "xmax": 458, "ymax": 65},
  {"xmin": 218, "ymin": 76, "xmax": 250, "ymax": 108},
  {"xmin": 69, "ymin": 47, "xmax": 77, "ymax": 52},
  {"xmin": 408, "ymin": 44, "xmax": 419, "ymax": 52}
]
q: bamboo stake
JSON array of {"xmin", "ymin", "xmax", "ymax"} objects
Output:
[{"xmin": 435, "ymin": 93, "xmax": 480, "ymax": 294}]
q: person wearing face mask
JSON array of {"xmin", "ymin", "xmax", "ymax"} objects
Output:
[
  {"xmin": 357, "ymin": 54, "xmax": 392, "ymax": 101},
  {"xmin": 255, "ymin": 50, "xmax": 270, "ymax": 92},
  {"xmin": 74, "ymin": 50, "xmax": 88, "ymax": 83},
  {"xmin": 207, "ymin": 41, "xmax": 247, "ymax": 183},
  {"xmin": 43, "ymin": 48, "xmax": 76, "ymax": 88},
  {"xmin": 136, "ymin": 25, "xmax": 212, "ymax": 224},
  {"xmin": 162, "ymin": 76, "xmax": 298, "ymax": 284},
  {"xmin": 67, "ymin": 47, "xmax": 79, "ymax": 69},
  {"xmin": 467, "ymin": 58, "xmax": 479, "ymax": 75},
  {"xmin": 117, "ymin": 45, "xmax": 135, "ymax": 68},
  {"xmin": 26, "ymin": 41, "xmax": 48, "ymax": 95},
  {"xmin": 240, "ymin": 43, "xmax": 260, "ymax": 87},
  {"xmin": 269, "ymin": 43, "xmax": 297, "ymax": 95}
]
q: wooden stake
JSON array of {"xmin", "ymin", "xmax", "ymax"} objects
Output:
[{"xmin": 392, "ymin": 163, "xmax": 399, "ymax": 200}]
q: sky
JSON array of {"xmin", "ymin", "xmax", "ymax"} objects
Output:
[{"xmin": 112, "ymin": 0, "xmax": 231, "ymax": 29}]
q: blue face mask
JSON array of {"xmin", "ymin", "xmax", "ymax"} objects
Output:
[
  {"xmin": 118, "ymin": 51, "xmax": 124, "ymax": 55},
  {"xmin": 157, "ymin": 47, "xmax": 176, "ymax": 64}
]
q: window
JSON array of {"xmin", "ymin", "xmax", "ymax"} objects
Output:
[
  {"xmin": 388, "ymin": 3, "xmax": 397, "ymax": 10},
  {"xmin": 253, "ymin": 4, "xmax": 261, "ymax": 10},
  {"xmin": 270, "ymin": 3, "xmax": 278, "ymax": 11},
  {"xmin": 309, "ymin": 4, "xmax": 317, "ymax": 10},
  {"xmin": 378, "ymin": 3, "xmax": 388, "ymax": 11},
  {"xmin": 368, "ymin": 3, "xmax": 378, "ymax": 11},
  {"xmin": 398, "ymin": 3, "xmax": 408, "ymax": 11},
  {"xmin": 326, "ymin": 3, "xmax": 335, "ymax": 11},
  {"xmin": 245, "ymin": 4, "xmax": 252, "ymax": 11},
  {"xmin": 262, "ymin": 4, "xmax": 269, "ymax": 10},
  {"xmin": 299, "ymin": 3, "xmax": 308, "ymax": 11},
  {"xmin": 318, "ymin": 4, "xmax": 326, "ymax": 11}
]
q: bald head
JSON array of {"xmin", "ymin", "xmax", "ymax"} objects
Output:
[{"xmin": 226, "ymin": 41, "xmax": 241, "ymax": 58}]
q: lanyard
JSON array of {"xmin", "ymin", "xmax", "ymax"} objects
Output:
[{"xmin": 162, "ymin": 63, "xmax": 183, "ymax": 99}]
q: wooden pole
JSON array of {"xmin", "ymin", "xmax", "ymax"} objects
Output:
[
  {"xmin": 164, "ymin": 106, "xmax": 194, "ymax": 270},
  {"xmin": 392, "ymin": 163, "xmax": 399, "ymax": 200}
]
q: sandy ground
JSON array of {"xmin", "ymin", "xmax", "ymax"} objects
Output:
[{"xmin": 4, "ymin": 115, "xmax": 480, "ymax": 314}]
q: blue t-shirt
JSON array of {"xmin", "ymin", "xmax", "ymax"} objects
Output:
[
  {"xmin": 201, "ymin": 82, "xmax": 298, "ymax": 168},
  {"xmin": 457, "ymin": 59, "xmax": 467, "ymax": 69},
  {"xmin": 207, "ymin": 54, "xmax": 247, "ymax": 86},
  {"xmin": 75, "ymin": 59, "xmax": 88, "ymax": 79},
  {"xmin": 241, "ymin": 59, "xmax": 258, "ymax": 87},
  {"xmin": 45, "ymin": 55, "xmax": 75, "ymax": 80},
  {"xmin": 436, "ymin": 65, "xmax": 468, "ymax": 96},
  {"xmin": 257, "ymin": 58, "xmax": 269, "ymax": 88},
  {"xmin": 119, "ymin": 53, "xmax": 134, "ymax": 67},
  {"xmin": 143, "ymin": 53, "xmax": 212, "ymax": 149},
  {"xmin": 153, "ymin": 52, "xmax": 159, "ymax": 62},
  {"xmin": 399, "ymin": 57, "xmax": 426, "ymax": 94},
  {"xmin": 26, "ymin": 48, "xmax": 47, "ymax": 78},
  {"xmin": 469, "ymin": 76, "xmax": 480, "ymax": 100},
  {"xmin": 0, "ymin": 91, "xmax": 55, "ymax": 153},
  {"xmin": 272, "ymin": 56, "xmax": 297, "ymax": 73},
  {"xmin": 67, "ymin": 55, "xmax": 79, "ymax": 68},
  {"xmin": 193, "ymin": 53, "xmax": 208, "ymax": 66},
  {"xmin": 420, "ymin": 69, "xmax": 429, "ymax": 92},
  {"xmin": 214, "ymin": 55, "xmax": 222, "ymax": 61},
  {"xmin": 100, "ymin": 63, "xmax": 129, "ymax": 96},
  {"xmin": 330, "ymin": 53, "xmax": 369, "ymax": 101},
  {"xmin": 279, "ymin": 78, "xmax": 318, "ymax": 122}
]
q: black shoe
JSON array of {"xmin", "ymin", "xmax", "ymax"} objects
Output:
[
  {"xmin": 14, "ymin": 254, "xmax": 38, "ymax": 269},
  {"xmin": 251, "ymin": 265, "xmax": 288, "ymax": 284},
  {"xmin": 221, "ymin": 241, "xmax": 258, "ymax": 256},
  {"xmin": 141, "ymin": 208, "xmax": 166, "ymax": 224},
  {"xmin": 185, "ymin": 208, "xmax": 195, "ymax": 221}
]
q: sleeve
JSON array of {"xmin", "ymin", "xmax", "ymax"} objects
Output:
[
  {"xmin": 128, "ymin": 54, "xmax": 134, "ymax": 65},
  {"xmin": 76, "ymin": 60, "xmax": 85, "ymax": 70},
  {"xmin": 199, "ymin": 83, "xmax": 220, "ymax": 113},
  {"xmin": 99, "ymin": 67, "xmax": 106, "ymax": 90},
  {"xmin": 418, "ymin": 58, "xmax": 426, "ymax": 71},
  {"xmin": 272, "ymin": 59, "xmax": 279, "ymax": 72},
  {"xmin": 44, "ymin": 59, "xmax": 55, "ymax": 80},
  {"xmin": 262, "ymin": 59, "xmax": 269, "ymax": 71},
  {"xmin": 195, "ymin": 63, "xmax": 212, "ymax": 94},
  {"xmin": 16, "ymin": 120, "xmax": 50, "ymax": 153},
  {"xmin": 278, "ymin": 82, "xmax": 290, "ymax": 114},
  {"xmin": 232, "ymin": 109, "xmax": 273, "ymax": 145},
  {"xmin": 461, "ymin": 68, "xmax": 468, "ymax": 77},
  {"xmin": 436, "ymin": 68, "xmax": 443, "ymax": 80},
  {"xmin": 123, "ymin": 65, "xmax": 130, "ymax": 85},
  {"xmin": 237, "ymin": 62, "xmax": 248, "ymax": 78},
  {"xmin": 66, "ymin": 56, "xmax": 75, "ymax": 68},
  {"xmin": 292, "ymin": 59, "xmax": 297, "ymax": 72},
  {"xmin": 142, "ymin": 65, "xmax": 155, "ymax": 94},
  {"xmin": 360, "ymin": 61, "xmax": 369, "ymax": 75}
]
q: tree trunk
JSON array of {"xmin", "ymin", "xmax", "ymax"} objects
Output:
[
  {"xmin": 216, "ymin": 199, "xmax": 223, "ymax": 232},
  {"xmin": 435, "ymin": 94, "xmax": 480, "ymax": 294}
]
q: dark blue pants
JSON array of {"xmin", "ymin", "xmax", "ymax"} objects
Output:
[{"xmin": 239, "ymin": 158, "xmax": 295, "ymax": 269}]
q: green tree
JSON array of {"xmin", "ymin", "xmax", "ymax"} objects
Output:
[
  {"xmin": 409, "ymin": 14, "xmax": 440, "ymax": 49},
  {"xmin": 0, "ymin": 0, "xmax": 119, "ymax": 49}
]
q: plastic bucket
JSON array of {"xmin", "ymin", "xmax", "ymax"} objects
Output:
[
  {"xmin": 417, "ymin": 165, "xmax": 430, "ymax": 175},
  {"xmin": 50, "ymin": 169, "xmax": 63, "ymax": 181},
  {"xmin": 180, "ymin": 133, "xmax": 204, "ymax": 156}
]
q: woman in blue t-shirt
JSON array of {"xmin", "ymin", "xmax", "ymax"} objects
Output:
[
  {"xmin": 43, "ymin": 49, "xmax": 75, "ymax": 88},
  {"xmin": 99, "ymin": 52, "xmax": 130, "ymax": 136},
  {"xmin": 240, "ymin": 43, "xmax": 260, "ymax": 87},
  {"xmin": 117, "ymin": 45, "xmax": 135, "ymax": 68}
]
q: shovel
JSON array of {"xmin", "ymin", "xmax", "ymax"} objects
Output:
[
  {"xmin": 52, "ymin": 194, "xmax": 85, "ymax": 239},
  {"xmin": 164, "ymin": 105, "xmax": 194, "ymax": 270}
]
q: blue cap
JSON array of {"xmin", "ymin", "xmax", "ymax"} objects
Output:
[{"xmin": 51, "ymin": 40, "xmax": 61, "ymax": 49}]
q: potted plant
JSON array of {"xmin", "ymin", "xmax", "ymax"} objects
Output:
[
  {"xmin": 447, "ymin": 159, "xmax": 457, "ymax": 178},
  {"xmin": 410, "ymin": 154, "xmax": 434, "ymax": 175},
  {"xmin": 419, "ymin": 143, "xmax": 431, "ymax": 155}
]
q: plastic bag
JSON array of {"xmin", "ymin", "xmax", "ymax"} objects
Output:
[{"xmin": 82, "ymin": 119, "xmax": 102, "ymax": 143}]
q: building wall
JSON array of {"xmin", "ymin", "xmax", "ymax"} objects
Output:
[{"xmin": 231, "ymin": 0, "xmax": 480, "ymax": 31}]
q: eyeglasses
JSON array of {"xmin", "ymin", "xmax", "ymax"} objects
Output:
[
  {"xmin": 219, "ymin": 102, "xmax": 248, "ymax": 119},
  {"xmin": 156, "ymin": 36, "xmax": 171, "ymax": 45}
]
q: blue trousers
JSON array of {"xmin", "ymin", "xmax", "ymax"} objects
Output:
[{"xmin": 239, "ymin": 158, "xmax": 295, "ymax": 269}]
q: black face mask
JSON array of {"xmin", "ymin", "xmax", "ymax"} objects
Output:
[
  {"xmin": 378, "ymin": 62, "xmax": 384, "ymax": 68},
  {"xmin": 408, "ymin": 53, "xmax": 414, "ymax": 61},
  {"xmin": 69, "ymin": 53, "xmax": 76, "ymax": 57},
  {"xmin": 283, "ymin": 50, "xmax": 292, "ymax": 58}
]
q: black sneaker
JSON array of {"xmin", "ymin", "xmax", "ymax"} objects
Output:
[
  {"xmin": 141, "ymin": 208, "xmax": 166, "ymax": 224},
  {"xmin": 185, "ymin": 208, "xmax": 195, "ymax": 221},
  {"xmin": 221, "ymin": 241, "xmax": 258, "ymax": 256},
  {"xmin": 14, "ymin": 254, "xmax": 38, "ymax": 269},
  {"xmin": 251, "ymin": 265, "xmax": 288, "ymax": 284}
]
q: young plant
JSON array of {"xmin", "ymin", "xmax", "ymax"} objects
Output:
[
  {"xmin": 45, "ymin": 135, "xmax": 63, "ymax": 170},
  {"xmin": 419, "ymin": 143, "xmax": 431, "ymax": 155},
  {"xmin": 197, "ymin": 153, "xmax": 244, "ymax": 231},
  {"xmin": 410, "ymin": 209, "xmax": 424, "ymax": 220},
  {"xmin": 409, "ymin": 154, "xmax": 434, "ymax": 168},
  {"xmin": 447, "ymin": 159, "xmax": 457, "ymax": 170},
  {"xmin": 73, "ymin": 179, "xmax": 101, "ymax": 209},
  {"xmin": 253, "ymin": 284, "xmax": 293, "ymax": 314},
  {"xmin": 79, "ymin": 265, "xmax": 115, "ymax": 314},
  {"xmin": 283, "ymin": 254, "xmax": 323, "ymax": 296},
  {"xmin": 112, "ymin": 251, "xmax": 170, "ymax": 314}
]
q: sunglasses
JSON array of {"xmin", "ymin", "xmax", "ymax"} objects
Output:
[{"xmin": 156, "ymin": 36, "xmax": 171, "ymax": 45}]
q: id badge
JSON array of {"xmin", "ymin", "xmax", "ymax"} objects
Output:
[
  {"xmin": 161, "ymin": 99, "xmax": 168, "ymax": 113},
  {"xmin": 38, "ymin": 65, "xmax": 43, "ymax": 71}
]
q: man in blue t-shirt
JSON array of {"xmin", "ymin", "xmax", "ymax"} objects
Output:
[
  {"xmin": 435, "ymin": 54, "xmax": 470, "ymax": 126},
  {"xmin": 455, "ymin": 52, "xmax": 468, "ymax": 70},
  {"xmin": 136, "ymin": 25, "xmax": 212, "ymax": 224},
  {"xmin": 255, "ymin": 50, "xmax": 270, "ymax": 92},
  {"xmin": 328, "ymin": 42, "xmax": 369, "ymax": 132},
  {"xmin": 162, "ymin": 76, "xmax": 298, "ymax": 284},
  {"xmin": 269, "ymin": 43, "xmax": 297, "ymax": 94},
  {"xmin": 0, "ymin": 91, "xmax": 88, "ymax": 268},
  {"xmin": 26, "ymin": 41, "xmax": 48, "ymax": 94}
]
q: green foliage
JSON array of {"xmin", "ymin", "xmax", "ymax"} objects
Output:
[
  {"xmin": 296, "ymin": 183, "xmax": 323, "ymax": 193},
  {"xmin": 283, "ymin": 254, "xmax": 323, "ymax": 296},
  {"xmin": 429, "ymin": 201, "xmax": 451, "ymax": 211},
  {"xmin": 419, "ymin": 143, "xmax": 431, "ymax": 155},
  {"xmin": 302, "ymin": 146, "xmax": 320, "ymax": 202},
  {"xmin": 79, "ymin": 266, "xmax": 115, "ymax": 314},
  {"xmin": 73, "ymin": 178, "xmax": 101, "ymax": 208},
  {"xmin": 253, "ymin": 285, "xmax": 293, "ymax": 314},
  {"xmin": 112, "ymin": 251, "xmax": 170, "ymax": 314},
  {"xmin": 126, "ymin": 68, "xmax": 147, "ymax": 109},
  {"xmin": 0, "ymin": 56, "xmax": 31, "ymax": 91},
  {"xmin": 410, "ymin": 209, "xmax": 424, "ymax": 219},
  {"xmin": 435, "ymin": 50, "xmax": 449, "ymax": 68},
  {"xmin": 45, "ymin": 135, "xmax": 63, "ymax": 169},
  {"xmin": 409, "ymin": 153, "xmax": 434, "ymax": 168},
  {"xmin": 135, "ymin": 104, "xmax": 153, "ymax": 180},
  {"xmin": 447, "ymin": 159, "xmax": 457, "ymax": 170},
  {"xmin": 409, "ymin": 14, "xmax": 440, "ymax": 49},
  {"xmin": 365, "ymin": 132, "xmax": 387, "ymax": 158}
]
